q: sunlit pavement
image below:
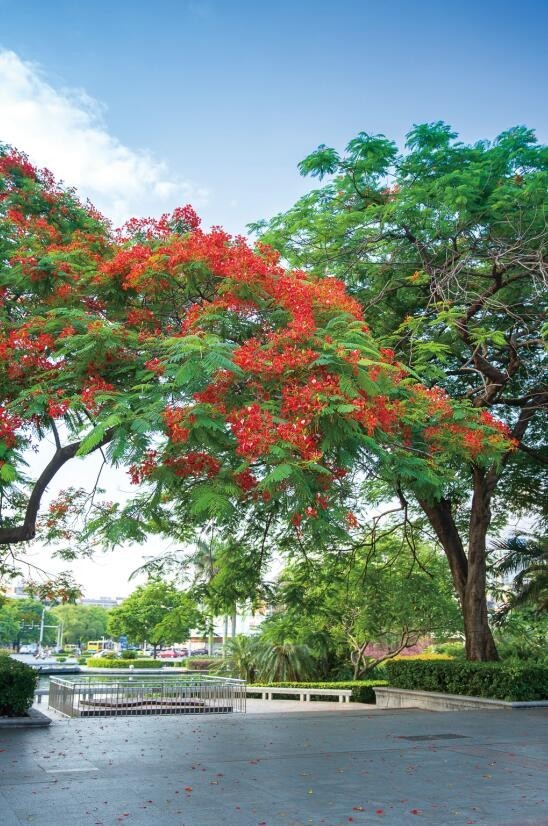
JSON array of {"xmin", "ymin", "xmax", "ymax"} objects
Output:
[{"xmin": 0, "ymin": 706, "xmax": 546, "ymax": 825}]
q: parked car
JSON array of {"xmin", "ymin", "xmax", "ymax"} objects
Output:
[
  {"xmin": 190, "ymin": 648, "xmax": 209, "ymax": 656},
  {"xmin": 19, "ymin": 644, "xmax": 38, "ymax": 655},
  {"xmin": 158, "ymin": 648, "xmax": 188, "ymax": 658}
]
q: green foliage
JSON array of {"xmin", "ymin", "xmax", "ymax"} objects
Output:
[
  {"xmin": 254, "ymin": 642, "xmax": 318, "ymax": 683},
  {"xmin": 50, "ymin": 604, "xmax": 109, "ymax": 646},
  {"xmin": 107, "ymin": 581, "xmax": 202, "ymax": 651},
  {"xmin": 432, "ymin": 642, "xmax": 466, "ymax": 658},
  {"xmin": 492, "ymin": 607, "xmax": 548, "ymax": 664},
  {"xmin": 0, "ymin": 654, "xmax": 38, "ymax": 715},
  {"xmin": 385, "ymin": 659, "xmax": 548, "ymax": 701},
  {"xmin": 247, "ymin": 680, "xmax": 388, "ymax": 704},
  {"xmin": 88, "ymin": 658, "xmax": 163, "ymax": 669},
  {"xmin": 209, "ymin": 635, "xmax": 260, "ymax": 681},
  {"xmin": 271, "ymin": 536, "xmax": 462, "ymax": 679},
  {"xmin": 491, "ymin": 534, "xmax": 548, "ymax": 617},
  {"xmin": 0, "ymin": 599, "xmax": 57, "ymax": 647},
  {"xmin": 212, "ymin": 632, "xmax": 321, "ymax": 682},
  {"xmin": 253, "ymin": 121, "xmax": 547, "ymax": 661},
  {"xmin": 120, "ymin": 650, "xmax": 138, "ymax": 659}
]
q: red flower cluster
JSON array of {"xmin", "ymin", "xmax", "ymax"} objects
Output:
[
  {"xmin": 163, "ymin": 407, "xmax": 191, "ymax": 443},
  {"xmin": 81, "ymin": 377, "xmax": 115, "ymax": 412},
  {"xmin": 233, "ymin": 339, "xmax": 318, "ymax": 377},
  {"xmin": 228, "ymin": 404, "xmax": 276, "ymax": 458},
  {"xmin": 47, "ymin": 396, "xmax": 70, "ymax": 419},
  {"xmin": 0, "ymin": 150, "xmax": 37, "ymax": 180},
  {"xmin": 423, "ymin": 404, "xmax": 514, "ymax": 459},
  {"xmin": 0, "ymin": 406, "xmax": 21, "ymax": 448},
  {"xmin": 164, "ymin": 452, "xmax": 221, "ymax": 479},
  {"xmin": 129, "ymin": 450, "xmax": 158, "ymax": 484},
  {"xmin": 234, "ymin": 468, "xmax": 258, "ymax": 492},
  {"xmin": 116, "ymin": 205, "xmax": 200, "ymax": 241},
  {"xmin": 144, "ymin": 357, "xmax": 164, "ymax": 375}
]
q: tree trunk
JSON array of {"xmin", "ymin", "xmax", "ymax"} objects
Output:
[
  {"xmin": 463, "ymin": 468, "xmax": 499, "ymax": 660},
  {"xmin": 231, "ymin": 610, "xmax": 237, "ymax": 638},
  {"xmin": 419, "ymin": 478, "xmax": 498, "ymax": 661}
]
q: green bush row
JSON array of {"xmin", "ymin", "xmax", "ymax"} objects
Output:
[
  {"xmin": 385, "ymin": 660, "xmax": 548, "ymax": 701},
  {"xmin": 183, "ymin": 658, "xmax": 215, "ymax": 670},
  {"xmin": 87, "ymin": 658, "xmax": 163, "ymax": 669},
  {"xmin": 0, "ymin": 654, "xmax": 38, "ymax": 716},
  {"xmin": 248, "ymin": 680, "xmax": 388, "ymax": 704}
]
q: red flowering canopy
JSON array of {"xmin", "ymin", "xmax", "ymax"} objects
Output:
[{"xmin": 0, "ymin": 147, "xmax": 514, "ymax": 549}]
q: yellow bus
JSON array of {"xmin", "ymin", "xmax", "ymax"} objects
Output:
[{"xmin": 86, "ymin": 640, "xmax": 112, "ymax": 652}]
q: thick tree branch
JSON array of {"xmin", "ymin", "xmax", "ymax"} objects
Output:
[
  {"xmin": 0, "ymin": 429, "xmax": 114, "ymax": 545},
  {"xmin": 417, "ymin": 497, "xmax": 468, "ymax": 599}
]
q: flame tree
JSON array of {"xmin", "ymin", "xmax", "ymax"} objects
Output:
[{"xmin": 0, "ymin": 146, "xmax": 514, "ymax": 654}]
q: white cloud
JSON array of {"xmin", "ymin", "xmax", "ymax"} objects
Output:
[{"xmin": 0, "ymin": 50, "xmax": 208, "ymax": 225}]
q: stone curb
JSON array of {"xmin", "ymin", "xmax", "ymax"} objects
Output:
[
  {"xmin": 374, "ymin": 686, "xmax": 548, "ymax": 711},
  {"xmin": 0, "ymin": 707, "xmax": 52, "ymax": 728}
]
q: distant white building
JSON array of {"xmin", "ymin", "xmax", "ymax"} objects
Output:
[
  {"xmin": 2, "ymin": 581, "xmax": 28, "ymax": 599},
  {"xmin": 79, "ymin": 596, "xmax": 125, "ymax": 609}
]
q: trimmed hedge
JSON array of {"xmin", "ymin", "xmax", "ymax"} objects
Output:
[
  {"xmin": 248, "ymin": 680, "xmax": 388, "ymax": 704},
  {"xmin": 183, "ymin": 658, "xmax": 216, "ymax": 670},
  {"xmin": 0, "ymin": 654, "xmax": 38, "ymax": 716},
  {"xmin": 87, "ymin": 658, "xmax": 163, "ymax": 669},
  {"xmin": 385, "ymin": 659, "xmax": 548, "ymax": 702}
]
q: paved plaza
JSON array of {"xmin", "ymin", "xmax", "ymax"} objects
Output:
[{"xmin": 0, "ymin": 705, "xmax": 547, "ymax": 825}]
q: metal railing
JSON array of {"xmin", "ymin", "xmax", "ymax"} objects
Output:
[{"xmin": 48, "ymin": 675, "xmax": 246, "ymax": 718}]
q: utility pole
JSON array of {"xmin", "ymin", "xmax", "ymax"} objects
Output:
[{"xmin": 38, "ymin": 607, "xmax": 45, "ymax": 654}]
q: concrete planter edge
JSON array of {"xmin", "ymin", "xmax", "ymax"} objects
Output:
[
  {"xmin": 373, "ymin": 686, "xmax": 548, "ymax": 711},
  {"xmin": 0, "ymin": 707, "xmax": 52, "ymax": 728}
]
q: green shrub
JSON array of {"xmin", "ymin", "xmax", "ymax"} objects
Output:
[
  {"xmin": 385, "ymin": 660, "xmax": 548, "ymax": 701},
  {"xmin": 432, "ymin": 642, "xmax": 466, "ymax": 658},
  {"xmin": 77, "ymin": 656, "xmax": 87, "ymax": 665},
  {"xmin": 56, "ymin": 656, "xmax": 67, "ymax": 663},
  {"xmin": 0, "ymin": 654, "xmax": 38, "ymax": 715},
  {"xmin": 248, "ymin": 680, "xmax": 388, "ymax": 704},
  {"xmin": 87, "ymin": 658, "xmax": 163, "ymax": 669},
  {"xmin": 120, "ymin": 650, "xmax": 138, "ymax": 659}
]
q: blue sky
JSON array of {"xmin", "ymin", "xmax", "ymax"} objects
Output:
[{"xmin": 1, "ymin": 0, "xmax": 546, "ymax": 234}]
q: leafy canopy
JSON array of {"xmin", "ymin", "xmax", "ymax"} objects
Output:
[
  {"xmin": 107, "ymin": 581, "xmax": 201, "ymax": 648},
  {"xmin": 251, "ymin": 121, "xmax": 547, "ymax": 524},
  {"xmin": 0, "ymin": 145, "xmax": 515, "ymax": 568}
]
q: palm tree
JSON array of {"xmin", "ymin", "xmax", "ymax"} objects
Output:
[
  {"xmin": 491, "ymin": 533, "xmax": 547, "ymax": 619},
  {"xmin": 256, "ymin": 642, "xmax": 318, "ymax": 682},
  {"xmin": 210, "ymin": 634, "xmax": 261, "ymax": 682}
]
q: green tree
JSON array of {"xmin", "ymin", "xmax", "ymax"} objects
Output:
[
  {"xmin": 0, "ymin": 143, "xmax": 518, "ymax": 662},
  {"xmin": 276, "ymin": 539, "xmax": 462, "ymax": 679},
  {"xmin": 107, "ymin": 581, "xmax": 202, "ymax": 657},
  {"xmin": 253, "ymin": 122, "xmax": 547, "ymax": 660},
  {"xmin": 50, "ymin": 604, "xmax": 109, "ymax": 646},
  {"xmin": 255, "ymin": 620, "xmax": 319, "ymax": 682},
  {"xmin": 0, "ymin": 598, "xmax": 57, "ymax": 648},
  {"xmin": 0, "ymin": 600, "xmax": 19, "ymax": 646}
]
